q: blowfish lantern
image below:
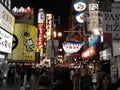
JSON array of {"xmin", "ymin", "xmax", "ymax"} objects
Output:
[{"xmin": 62, "ymin": 41, "xmax": 84, "ymax": 53}]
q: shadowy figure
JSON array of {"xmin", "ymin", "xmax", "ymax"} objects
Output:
[
  {"xmin": 97, "ymin": 74, "xmax": 111, "ymax": 90},
  {"xmin": 38, "ymin": 71, "xmax": 52, "ymax": 90},
  {"xmin": 80, "ymin": 69, "xmax": 93, "ymax": 90}
]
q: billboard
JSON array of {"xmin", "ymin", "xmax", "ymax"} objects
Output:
[
  {"xmin": 102, "ymin": 3, "xmax": 120, "ymax": 42},
  {"xmin": 12, "ymin": 7, "xmax": 34, "ymax": 25},
  {"xmin": 8, "ymin": 24, "xmax": 38, "ymax": 61}
]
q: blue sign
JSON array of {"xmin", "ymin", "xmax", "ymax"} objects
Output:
[{"xmin": 88, "ymin": 35, "xmax": 99, "ymax": 47}]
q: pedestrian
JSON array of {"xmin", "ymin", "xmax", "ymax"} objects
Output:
[
  {"xmin": 96, "ymin": 74, "xmax": 111, "ymax": 90},
  {"xmin": 38, "ymin": 71, "xmax": 52, "ymax": 90},
  {"xmin": 80, "ymin": 69, "xmax": 93, "ymax": 90}
]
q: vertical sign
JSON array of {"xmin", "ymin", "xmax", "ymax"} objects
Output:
[
  {"xmin": 37, "ymin": 8, "xmax": 45, "ymax": 48},
  {"xmin": 37, "ymin": 8, "xmax": 45, "ymax": 61},
  {"xmin": 46, "ymin": 14, "xmax": 52, "ymax": 40},
  {"xmin": 88, "ymin": 4, "xmax": 99, "ymax": 32},
  {"xmin": 46, "ymin": 14, "xmax": 52, "ymax": 59}
]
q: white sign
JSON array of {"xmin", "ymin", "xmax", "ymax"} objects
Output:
[
  {"xmin": 76, "ymin": 13, "xmax": 84, "ymax": 23},
  {"xmin": 0, "ymin": 28, "xmax": 13, "ymax": 53},
  {"xmin": 89, "ymin": 4, "xmax": 99, "ymax": 11},
  {"xmin": 88, "ymin": 11, "xmax": 99, "ymax": 32},
  {"xmin": 38, "ymin": 8, "xmax": 45, "ymax": 24},
  {"xmin": 99, "ymin": 48, "xmax": 112, "ymax": 60},
  {"xmin": 63, "ymin": 41, "xmax": 84, "ymax": 54},
  {"xmin": 46, "ymin": 14, "xmax": 52, "ymax": 40},
  {"xmin": 0, "ymin": 3, "xmax": 15, "ymax": 34},
  {"xmin": 0, "ymin": 54, "xmax": 5, "ymax": 59},
  {"xmin": 102, "ymin": 3, "xmax": 120, "ymax": 42},
  {"xmin": 73, "ymin": 2, "xmax": 87, "ymax": 12},
  {"xmin": 112, "ymin": 43, "xmax": 120, "ymax": 56}
]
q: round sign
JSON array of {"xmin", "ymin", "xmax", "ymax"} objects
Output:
[{"xmin": 73, "ymin": 2, "xmax": 87, "ymax": 12}]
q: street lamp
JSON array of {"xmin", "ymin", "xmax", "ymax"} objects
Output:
[{"xmin": 53, "ymin": 31, "xmax": 62, "ymax": 38}]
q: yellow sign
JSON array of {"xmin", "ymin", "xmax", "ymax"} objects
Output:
[{"xmin": 8, "ymin": 23, "xmax": 38, "ymax": 61}]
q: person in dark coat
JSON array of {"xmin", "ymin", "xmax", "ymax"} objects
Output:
[
  {"xmin": 97, "ymin": 74, "xmax": 111, "ymax": 90},
  {"xmin": 38, "ymin": 71, "xmax": 52, "ymax": 90},
  {"xmin": 80, "ymin": 69, "xmax": 93, "ymax": 90}
]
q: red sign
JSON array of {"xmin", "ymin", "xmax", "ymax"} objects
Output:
[
  {"xmin": 81, "ymin": 46, "xmax": 96, "ymax": 60},
  {"xmin": 37, "ymin": 24, "xmax": 44, "ymax": 47},
  {"xmin": 75, "ymin": 13, "xmax": 84, "ymax": 23}
]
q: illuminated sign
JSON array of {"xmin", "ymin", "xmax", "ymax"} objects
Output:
[
  {"xmin": 89, "ymin": 4, "xmax": 99, "ymax": 11},
  {"xmin": 0, "ymin": 28, "xmax": 13, "ymax": 53},
  {"xmin": 12, "ymin": 7, "xmax": 32, "ymax": 19},
  {"xmin": 63, "ymin": 41, "xmax": 84, "ymax": 53},
  {"xmin": 99, "ymin": 48, "xmax": 112, "ymax": 60},
  {"xmin": 88, "ymin": 35, "xmax": 99, "ymax": 47},
  {"xmin": 37, "ymin": 9, "xmax": 45, "ymax": 59},
  {"xmin": 37, "ymin": 24, "xmax": 44, "ymax": 48},
  {"xmin": 88, "ymin": 11, "xmax": 99, "ymax": 32},
  {"xmin": 0, "ymin": 3, "xmax": 15, "ymax": 34},
  {"xmin": 38, "ymin": 8, "xmax": 45, "ymax": 24},
  {"xmin": 82, "ymin": 46, "xmax": 96, "ymax": 60},
  {"xmin": 75, "ymin": 13, "xmax": 84, "ymax": 23},
  {"xmin": 46, "ymin": 14, "xmax": 52, "ymax": 40},
  {"xmin": 73, "ymin": 2, "xmax": 87, "ymax": 12}
]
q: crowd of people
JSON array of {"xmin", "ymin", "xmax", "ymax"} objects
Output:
[{"xmin": 0, "ymin": 64, "xmax": 118, "ymax": 90}]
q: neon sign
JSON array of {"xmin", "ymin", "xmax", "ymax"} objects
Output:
[
  {"xmin": 82, "ymin": 46, "xmax": 96, "ymax": 60},
  {"xmin": 73, "ymin": 2, "xmax": 87, "ymax": 12},
  {"xmin": 63, "ymin": 41, "xmax": 84, "ymax": 53}
]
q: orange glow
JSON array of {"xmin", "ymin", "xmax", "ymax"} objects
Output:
[{"xmin": 81, "ymin": 46, "xmax": 96, "ymax": 60}]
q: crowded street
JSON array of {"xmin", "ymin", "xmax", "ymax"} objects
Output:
[{"xmin": 0, "ymin": 0, "xmax": 120, "ymax": 90}]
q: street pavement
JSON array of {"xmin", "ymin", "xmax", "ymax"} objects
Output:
[
  {"xmin": 0, "ymin": 79, "xmax": 20, "ymax": 90},
  {"xmin": 0, "ymin": 78, "xmax": 39, "ymax": 90}
]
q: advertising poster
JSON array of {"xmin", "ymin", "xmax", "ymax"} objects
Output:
[{"xmin": 8, "ymin": 24, "xmax": 38, "ymax": 61}]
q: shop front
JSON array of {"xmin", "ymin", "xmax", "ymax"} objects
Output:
[
  {"xmin": 99, "ymin": 48, "xmax": 112, "ymax": 74},
  {"xmin": 81, "ymin": 45, "xmax": 100, "ymax": 84}
]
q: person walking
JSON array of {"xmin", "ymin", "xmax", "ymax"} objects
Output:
[
  {"xmin": 38, "ymin": 71, "xmax": 52, "ymax": 90},
  {"xmin": 80, "ymin": 69, "xmax": 93, "ymax": 90},
  {"xmin": 96, "ymin": 74, "xmax": 111, "ymax": 90}
]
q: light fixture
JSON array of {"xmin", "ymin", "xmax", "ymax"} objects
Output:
[
  {"xmin": 93, "ymin": 28, "xmax": 100, "ymax": 36},
  {"xmin": 58, "ymin": 32, "xmax": 62, "ymax": 37}
]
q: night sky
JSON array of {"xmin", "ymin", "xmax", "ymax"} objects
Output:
[{"xmin": 11, "ymin": 0, "xmax": 73, "ymax": 30}]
